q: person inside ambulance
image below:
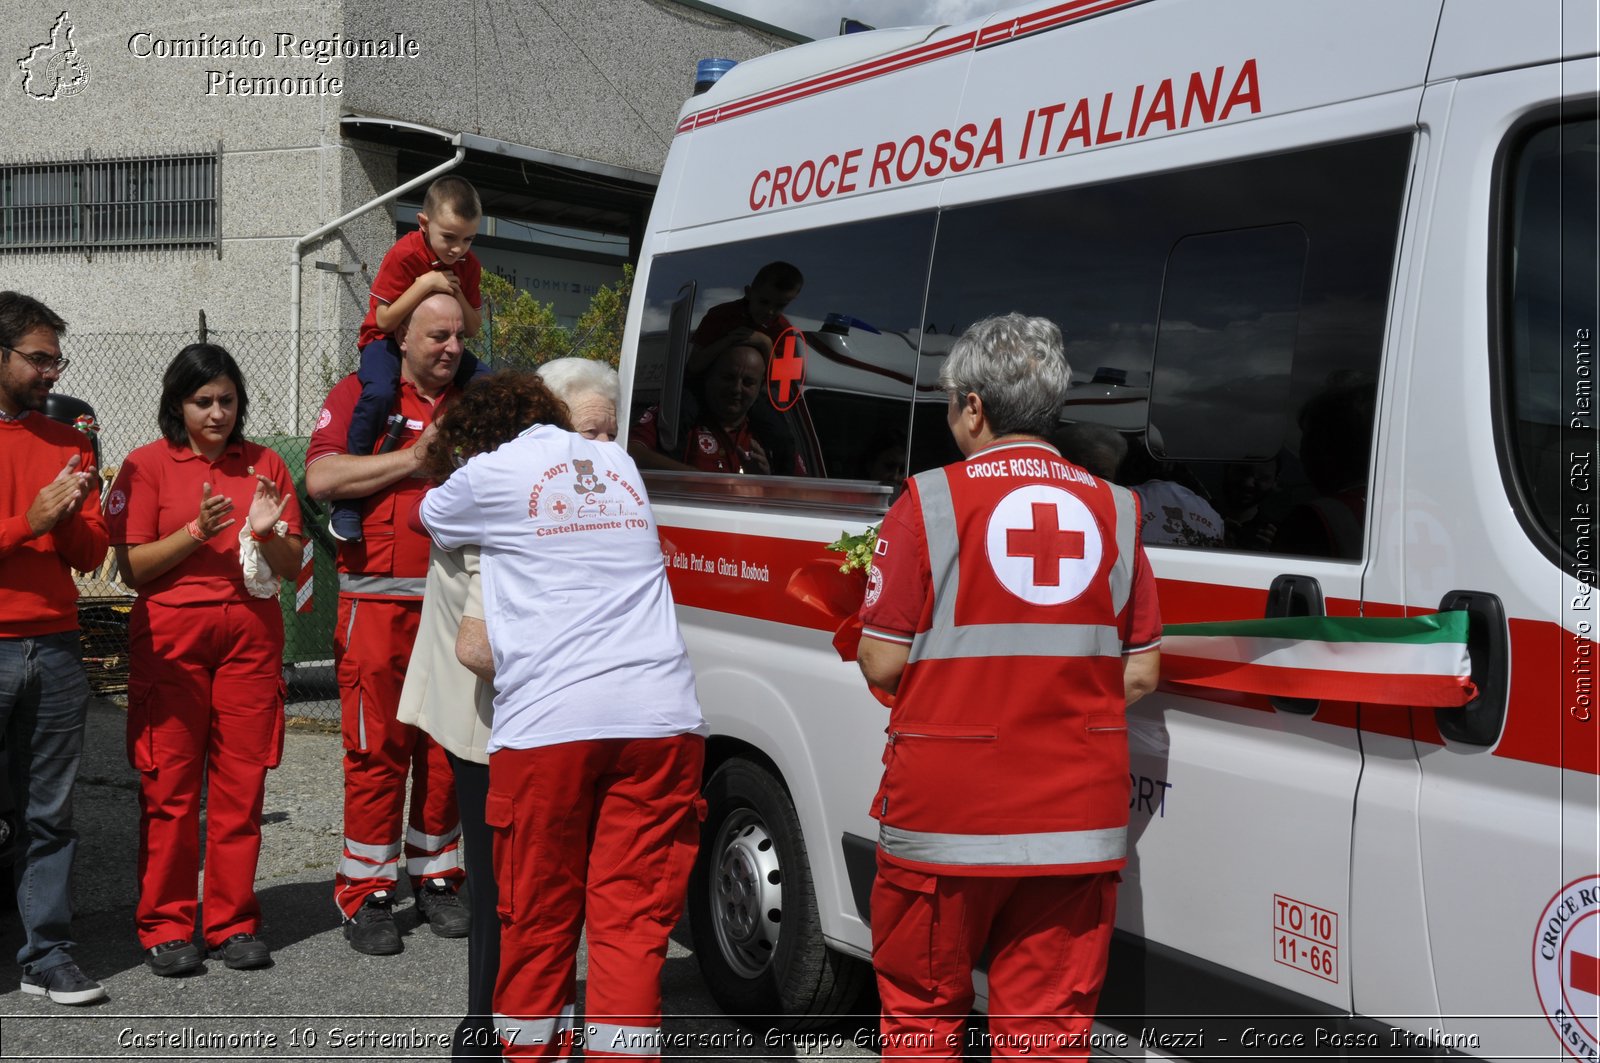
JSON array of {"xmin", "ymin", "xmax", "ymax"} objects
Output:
[
  {"xmin": 419, "ymin": 369, "xmax": 706, "ymax": 1062},
  {"xmin": 1274, "ymin": 378, "xmax": 1376, "ymax": 560},
  {"xmin": 107, "ymin": 343, "xmax": 303, "ymax": 977},
  {"xmin": 630, "ymin": 339, "xmax": 805, "ymax": 476},
  {"xmin": 855, "ymin": 313, "xmax": 1162, "ymax": 1061}
]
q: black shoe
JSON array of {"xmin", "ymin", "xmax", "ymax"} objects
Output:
[
  {"xmin": 344, "ymin": 891, "xmax": 402, "ymax": 955},
  {"xmin": 416, "ymin": 878, "xmax": 471, "ymax": 938},
  {"xmin": 212, "ymin": 933, "xmax": 272, "ymax": 970},
  {"xmin": 21, "ymin": 960, "xmax": 108, "ymax": 1004},
  {"xmin": 328, "ymin": 506, "xmax": 363, "ymax": 543},
  {"xmin": 144, "ymin": 939, "xmax": 203, "ymax": 978}
]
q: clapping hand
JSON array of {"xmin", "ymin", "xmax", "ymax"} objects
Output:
[
  {"xmin": 246, "ymin": 470, "xmax": 288, "ymax": 536},
  {"xmin": 194, "ymin": 481, "xmax": 236, "ymax": 539},
  {"xmin": 25, "ymin": 455, "xmax": 96, "ymax": 536}
]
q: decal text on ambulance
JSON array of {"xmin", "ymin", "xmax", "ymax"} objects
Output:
[{"xmin": 747, "ymin": 59, "xmax": 1261, "ymax": 213}]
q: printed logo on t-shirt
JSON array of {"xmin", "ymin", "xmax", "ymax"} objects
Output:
[
  {"xmin": 315, "ymin": 407, "xmax": 333, "ymax": 432},
  {"xmin": 696, "ymin": 430, "xmax": 718, "ymax": 456},
  {"xmin": 573, "ymin": 459, "xmax": 606, "ymax": 494},
  {"xmin": 983, "ymin": 485, "xmax": 1103, "ymax": 606},
  {"xmin": 106, "ymin": 488, "xmax": 126, "ymax": 516}
]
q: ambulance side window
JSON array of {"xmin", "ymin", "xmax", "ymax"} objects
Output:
[
  {"xmin": 920, "ymin": 133, "xmax": 1411, "ymax": 559},
  {"xmin": 1499, "ymin": 113, "xmax": 1600, "ymax": 568},
  {"xmin": 628, "ymin": 214, "xmax": 934, "ymax": 500}
]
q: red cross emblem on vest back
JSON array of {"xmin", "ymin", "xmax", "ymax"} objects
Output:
[
  {"xmin": 985, "ymin": 483, "xmax": 1103, "ymax": 606},
  {"xmin": 1007, "ymin": 502, "xmax": 1085, "ymax": 586},
  {"xmin": 768, "ymin": 327, "xmax": 806, "ymax": 412}
]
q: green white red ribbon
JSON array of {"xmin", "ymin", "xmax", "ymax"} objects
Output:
[{"xmin": 1160, "ymin": 613, "xmax": 1476, "ymax": 707}]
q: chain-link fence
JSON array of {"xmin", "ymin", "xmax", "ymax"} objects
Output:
[{"xmin": 65, "ymin": 319, "xmax": 618, "ymax": 720}]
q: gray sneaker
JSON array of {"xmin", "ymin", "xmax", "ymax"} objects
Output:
[{"xmin": 21, "ymin": 961, "xmax": 107, "ymax": 1005}]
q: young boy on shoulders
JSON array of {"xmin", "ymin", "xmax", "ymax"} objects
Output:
[{"xmin": 333, "ymin": 175, "xmax": 488, "ymax": 542}]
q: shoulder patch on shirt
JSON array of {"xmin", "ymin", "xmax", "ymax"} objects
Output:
[
  {"xmin": 315, "ymin": 407, "xmax": 333, "ymax": 432},
  {"xmin": 106, "ymin": 489, "xmax": 127, "ymax": 516},
  {"xmin": 864, "ymin": 565, "xmax": 884, "ymax": 607}
]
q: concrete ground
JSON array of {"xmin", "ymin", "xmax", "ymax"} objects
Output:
[{"xmin": 0, "ymin": 699, "xmax": 881, "ymax": 1062}]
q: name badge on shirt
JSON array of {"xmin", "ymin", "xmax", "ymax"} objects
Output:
[{"xmin": 406, "ymin": 418, "xmax": 425, "ymax": 431}]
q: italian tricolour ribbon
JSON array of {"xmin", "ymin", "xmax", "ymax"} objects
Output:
[{"xmin": 1160, "ymin": 613, "xmax": 1476, "ymax": 707}]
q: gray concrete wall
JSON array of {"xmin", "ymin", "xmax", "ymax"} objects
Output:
[
  {"xmin": 0, "ymin": 0, "xmax": 795, "ymax": 454},
  {"xmin": 339, "ymin": 0, "xmax": 796, "ymax": 177}
]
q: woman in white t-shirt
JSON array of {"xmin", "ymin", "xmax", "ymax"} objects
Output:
[{"xmin": 419, "ymin": 370, "xmax": 706, "ymax": 1060}]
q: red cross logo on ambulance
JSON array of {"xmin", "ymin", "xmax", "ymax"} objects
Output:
[
  {"xmin": 984, "ymin": 485, "xmax": 1101, "ymax": 605},
  {"xmin": 768, "ymin": 328, "xmax": 806, "ymax": 412},
  {"xmin": 1533, "ymin": 875, "xmax": 1600, "ymax": 1060}
]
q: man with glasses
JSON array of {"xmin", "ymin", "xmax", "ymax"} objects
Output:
[{"xmin": 0, "ymin": 291, "xmax": 107, "ymax": 1005}]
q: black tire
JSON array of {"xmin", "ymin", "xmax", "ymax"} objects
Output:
[{"xmin": 688, "ymin": 756, "xmax": 870, "ymax": 1031}]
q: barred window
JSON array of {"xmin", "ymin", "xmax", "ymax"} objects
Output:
[{"xmin": 0, "ymin": 148, "xmax": 219, "ymax": 254}]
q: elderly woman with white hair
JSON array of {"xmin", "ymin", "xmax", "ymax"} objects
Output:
[{"xmin": 397, "ymin": 357, "xmax": 619, "ymax": 1061}]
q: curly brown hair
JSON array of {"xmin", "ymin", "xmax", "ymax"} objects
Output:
[{"xmin": 420, "ymin": 370, "xmax": 571, "ymax": 481}]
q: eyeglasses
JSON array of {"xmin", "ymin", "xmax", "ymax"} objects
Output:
[{"xmin": 2, "ymin": 347, "xmax": 68, "ymax": 375}]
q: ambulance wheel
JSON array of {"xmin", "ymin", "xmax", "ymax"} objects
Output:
[{"xmin": 689, "ymin": 756, "xmax": 870, "ymax": 1031}]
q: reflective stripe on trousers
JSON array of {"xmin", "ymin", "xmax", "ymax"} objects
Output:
[{"xmin": 496, "ymin": 1004, "xmax": 575, "ymax": 1048}]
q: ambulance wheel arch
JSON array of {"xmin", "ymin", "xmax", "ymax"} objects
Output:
[{"xmin": 687, "ymin": 754, "xmax": 872, "ymax": 1028}]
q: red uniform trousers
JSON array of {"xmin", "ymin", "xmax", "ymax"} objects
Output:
[
  {"xmin": 334, "ymin": 595, "xmax": 463, "ymax": 917},
  {"xmin": 126, "ymin": 598, "xmax": 285, "ymax": 949},
  {"xmin": 488, "ymin": 733, "xmax": 705, "ymax": 1060},
  {"xmin": 871, "ymin": 860, "xmax": 1119, "ymax": 1061}
]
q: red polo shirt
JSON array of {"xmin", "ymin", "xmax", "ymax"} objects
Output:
[
  {"xmin": 358, "ymin": 230, "xmax": 483, "ymax": 349},
  {"xmin": 106, "ymin": 438, "xmax": 302, "ymax": 607},
  {"xmin": 308, "ymin": 373, "xmax": 452, "ymax": 584}
]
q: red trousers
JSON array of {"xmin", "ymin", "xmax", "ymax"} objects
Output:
[
  {"xmin": 871, "ymin": 860, "xmax": 1119, "ymax": 1061},
  {"xmin": 488, "ymin": 734, "xmax": 705, "ymax": 1060},
  {"xmin": 127, "ymin": 598, "xmax": 285, "ymax": 949},
  {"xmin": 334, "ymin": 595, "xmax": 462, "ymax": 917}
]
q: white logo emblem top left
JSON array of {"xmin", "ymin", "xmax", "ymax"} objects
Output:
[
  {"xmin": 984, "ymin": 484, "xmax": 1102, "ymax": 606},
  {"xmin": 18, "ymin": 12, "xmax": 88, "ymax": 101}
]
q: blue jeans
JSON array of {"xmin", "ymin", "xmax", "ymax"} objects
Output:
[{"xmin": 0, "ymin": 632, "xmax": 89, "ymax": 975}]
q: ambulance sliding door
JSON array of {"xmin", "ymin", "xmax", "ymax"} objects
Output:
[
  {"xmin": 917, "ymin": 128, "xmax": 1413, "ymax": 1023},
  {"xmin": 1356, "ymin": 63, "xmax": 1600, "ymax": 1058}
]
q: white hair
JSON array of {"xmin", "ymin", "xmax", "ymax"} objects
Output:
[
  {"xmin": 536, "ymin": 357, "xmax": 620, "ymax": 406},
  {"xmin": 940, "ymin": 313, "xmax": 1071, "ymax": 437}
]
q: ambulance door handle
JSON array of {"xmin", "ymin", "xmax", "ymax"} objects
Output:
[
  {"xmin": 1433, "ymin": 590, "xmax": 1508, "ymax": 747},
  {"xmin": 1265, "ymin": 574, "xmax": 1323, "ymax": 715}
]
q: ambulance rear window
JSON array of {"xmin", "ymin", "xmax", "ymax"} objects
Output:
[{"xmin": 1501, "ymin": 114, "xmax": 1600, "ymax": 565}]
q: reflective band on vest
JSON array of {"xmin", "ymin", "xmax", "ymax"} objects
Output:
[
  {"xmin": 878, "ymin": 822, "xmax": 1128, "ymax": 867},
  {"xmin": 908, "ymin": 466, "xmax": 1138, "ymax": 665},
  {"xmin": 338, "ymin": 573, "xmax": 427, "ymax": 597},
  {"xmin": 913, "ymin": 622, "xmax": 1124, "ymax": 660}
]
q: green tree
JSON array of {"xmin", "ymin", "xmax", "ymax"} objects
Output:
[
  {"xmin": 480, "ymin": 271, "xmax": 568, "ymax": 369},
  {"xmin": 568, "ymin": 264, "xmax": 633, "ymax": 367},
  {"xmin": 480, "ymin": 266, "xmax": 633, "ymax": 370}
]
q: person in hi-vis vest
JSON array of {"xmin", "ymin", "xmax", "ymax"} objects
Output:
[{"xmin": 857, "ymin": 313, "xmax": 1162, "ymax": 1060}]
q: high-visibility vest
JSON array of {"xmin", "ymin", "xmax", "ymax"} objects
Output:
[{"xmin": 874, "ymin": 443, "xmax": 1140, "ymax": 877}]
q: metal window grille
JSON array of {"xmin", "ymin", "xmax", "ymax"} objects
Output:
[{"xmin": 0, "ymin": 146, "xmax": 219, "ymax": 255}]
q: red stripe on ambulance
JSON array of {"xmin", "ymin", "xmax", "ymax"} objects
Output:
[
  {"xmin": 677, "ymin": 0, "xmax": 1149, "ymax": 135},
  {"xmin": 659, "ymin": 526, "xmax": 1599, "ymax": 776}
]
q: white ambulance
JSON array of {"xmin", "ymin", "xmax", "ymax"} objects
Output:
[{"xmin": 618, "ymin": 1, "xmax": 1600, "ymax": 1057}]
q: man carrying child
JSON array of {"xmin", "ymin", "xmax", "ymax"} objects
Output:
[{"xmin": 331, "ymin": 175, "xmax": 487, "ymax": 542}]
